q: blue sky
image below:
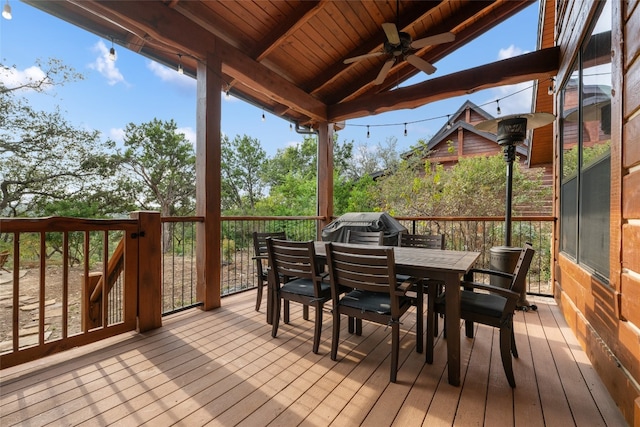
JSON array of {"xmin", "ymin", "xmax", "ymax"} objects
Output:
[{"xmin": 1, "ymin": 1, "xmax": 540, "ymax": 157}]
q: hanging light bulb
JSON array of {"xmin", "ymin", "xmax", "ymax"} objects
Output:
[
  {"xmin": 261, "ymin": 110, "xmax": 266, "ymax": 122},
  {"xmin": 446, "ymin": 115, "xmax": 452, "ymax": 130},
  {"xmin": 404, "ymin": 123, "xmax": 407, "ymax": 137},
  {"xmin": 225, "ymin": 89, "xmax": 230, "ymax": 100},
  {"xmin": 547, "ymin": 77, "xmax": 555, "ymax": 95},
  {"xmin": 2, "ymin": 0, "xmax": 11, "ymax": 20},
  {"xmin": 496, "ymin": 99, "xmax": 501, "ymax": 115},
  {"xmin": 108, "ymin": 38, "xmax": 116, "ymax": 61},
  {"xmin": 289, "ymin": 123, "xmax": 293, "ymax": 132},
  {"xmin": 366, "ymin": 125, "xmax": 370, "ymax": 139},
  {"xmin": 177, "ymin": 54, "xmax": 184, "ymax": 74}
]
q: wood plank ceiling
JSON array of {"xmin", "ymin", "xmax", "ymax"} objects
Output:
[{"xmin": 25, "ymin": 0, "xmax": 558, "ymax": 159}]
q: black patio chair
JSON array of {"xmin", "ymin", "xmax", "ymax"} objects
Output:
[
  {"xmin": 345, "ymin": 230, "xmax": 384, "ymax": 245},
  {"xmin": 266, "ymin": 237, "xmax": 330, "ymax": 354},
  {"xmin": 325, "ymin": 242, "xmax": 420, "ymax": 382},
  {"xmin": 252, "ymin": 231, "xmax": 287, "ymax": 314},
  {"xmin": 396, "ymin": 232, "xmax": 445, "ymax": 352},
  {"xmin": 426, "ymin": 243, "xmax": 535, "ymax": 387}
]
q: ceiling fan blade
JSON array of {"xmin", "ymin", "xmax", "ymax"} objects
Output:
[
  {"xmin": 343, "ymin": 51, "xmax": 384, "ymax": 64},
  {"xmin": 406, "ymin": 54, "xmax": 436, "ymax": 75},
  {"xmin": 381, "ymin": 22, "xmax": 401, "ymax": 45},
  {"xmin": 410, "ymin": 32, "xmax": 455, "ymax": 49},
  {"xmin": 373, "ymin": 58, "xmax": 395, "ymax": 85}
]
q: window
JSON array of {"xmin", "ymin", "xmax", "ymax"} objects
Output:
[{"xmin": 559, "ymin": 0, "xmax": 611, "ymax": 281}]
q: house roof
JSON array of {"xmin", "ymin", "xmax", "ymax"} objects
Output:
[{"xmin": 24, "ymin": 0, "xmax": 558, "ymax": 132}]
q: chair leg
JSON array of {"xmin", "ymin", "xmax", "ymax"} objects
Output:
[
  {"xmin": 390, "ymin": 321, "xmax": 400, "ymax": 383},
  {"xmin": 271, "ymin": 295, "xmax": 281, "ymax": 338},
  {"xmin": 348, "ymin": 316, "xmax": 354, "ymax": 334},
  {"xmin": 312, "ymin": 304, "xmax": 323, "ymax": 354},
  {"xmin": 331, "ymin": 310, "xmax": 341, "ymax": 360},
  {"xmin": 284, "ymin": 300, "xmax": 290, "ymax": 323},
  {"xmin": 256, "ymin": 281, "xmax": 263, "ymax": 311},
  {"xmin": 500, "ymin": 325, "xmax": 516, "ymax": 388},
  {"xmin": 511, "ymin": 324, "xmax": 519, "ymax": 358},
  {"xmin": 416, "ymin": 284, "xmax": 424, "ymax": 354},
  {"xmin": 355, "ymin": 318, "xmax": 363, "ymax": 336},
  {"xmin": 303, "ymin": 304, "xmax": 310, "ymax": 321},
  {"xmin": 425, "ymin": 286, "xmax": 435, "ymax": 364}
]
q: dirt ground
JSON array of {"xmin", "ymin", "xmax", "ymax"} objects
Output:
[{"xmin": 0, "ymin": 253, "xmax": 258, "ymax": 351}]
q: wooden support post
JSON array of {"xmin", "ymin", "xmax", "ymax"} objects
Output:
[
  {"xmin": 196, "ymin": 52, "xmax": 222, "ymax": 309},
  {"xmin": 317, "ymin": 121, "xmax": 334, "ymax": 235},
  {"xmin": 131, "ymin": 211, "xmax": 162, "ymax": 331}
]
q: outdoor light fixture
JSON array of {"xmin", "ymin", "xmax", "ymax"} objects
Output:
[
  {"xmin": 2, "ymin": 0, "xmax": 11, "ymax": 20},
  {"xmin": 404, "ymin": 123, "xmax": 407, "ymax": 137},
  {"xmin": 108, "ymin": 38, "xmax": 116, "ymax": 61},
  {"xmin": 547, "ymin": 77, "xmax": 555, "ymax": 95},
  {"xmin": 366, "ymin": 125, "xmax": 370, "ymax": 138},
  {"xmin": 446, "ymin": 115, "xmax": 452, "ymax": 130},
  {"xmin": 261, "ymin": 110, "xmax": 265, "ymax": 122},
  {"xmin": 496, "ymin": 99, "xmax": 501, "ymax": 115},
  {"xmin": 177, "ymin": 54, "xmax": 183, "ymax": 74}
]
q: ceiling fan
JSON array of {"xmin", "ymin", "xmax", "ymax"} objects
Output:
[{"xmin": 343, "ymin": 4, "xmax": 455, "ymax": 85}]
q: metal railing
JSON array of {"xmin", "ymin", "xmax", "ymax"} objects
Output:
[{"xmin": 158, "ymin": 215, "xmax": 554, "ymax": 314}]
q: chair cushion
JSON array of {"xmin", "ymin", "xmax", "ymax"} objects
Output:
[
  {"xmin": 340, "ymin": 289, "xmax": 409, "ymax": 314},
  {"xmin": 281, "ymin": 278, "xmax": 329, "ymax": 297},
  {"xmin": 460, "ymin": 290, "xmax": 506, "ymax": 318}
]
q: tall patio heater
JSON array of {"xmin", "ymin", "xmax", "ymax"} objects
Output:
[{"xmin": 475, "ymin": 112, "xmax": 555, "ymax": 310}]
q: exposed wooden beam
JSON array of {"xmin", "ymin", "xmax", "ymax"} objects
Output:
[{"xmin": 328, "ymin": 46, "xmax": 560, "ymax": 122}]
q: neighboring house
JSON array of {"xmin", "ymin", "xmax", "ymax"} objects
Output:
[{"xmin": 403, "ymin": 100, "xmax": 553, "ymax": 216}]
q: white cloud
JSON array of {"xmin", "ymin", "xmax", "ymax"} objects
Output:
[
  {"xmin": 89, "ymin": 40, "xmax": 126, "ymax": 86},
  {"xmin": 498, "ymin": 44, "xmax": 526, "ymax": 60},
  {"xmin": 177, "ymin": 126, "xmax": 196, "ymax": 145},
  {"xmin": 109, "ymin": 127, "xmax": 126, "ymax": 143},
  {"xmin": 0, "ymin": 64, "xmax": 52, "ymax": 93},
  {"xmin": 147, "ymin": 61, "xmax": 196, "ymax": 90}
]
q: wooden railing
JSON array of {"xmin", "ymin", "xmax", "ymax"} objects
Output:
[{"xmin": 0, "ymin": 216, "xmax": 146, "ymax": 368}]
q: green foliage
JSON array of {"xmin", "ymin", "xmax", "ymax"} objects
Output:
[
  {"xmin": 0, "ymin": 60, "xmax": 120, "ymax": 217},
  {"xmin": 375, "ymin": 153, "xmax": 549, "ymax": 217},
  {"xmin": 117, "ymin": 118, "xmax": 196, "ymax": 217},
  {"xmin": 221, "ymin": 238, "xmax": 235, "ymax": 264},
  {"xmin": 221, "ymin": 134, "xmax": 267, "ymax": 212}
]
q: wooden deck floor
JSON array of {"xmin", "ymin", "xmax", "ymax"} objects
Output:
[{"xmin": 0, "ymin": 292, "xmax": 627, "ymax": 426}]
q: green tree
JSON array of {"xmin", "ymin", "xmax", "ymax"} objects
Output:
[
  {"xmin": 375, "ymin": 152, "xmax": 548, "ymax": 217},
  {"xmin": 0, "ymin": 59, "xmax": 120, "ymax": 217},
  {"xmin": 118, "ymin": 118, "xmax": 196, "ymax": 217},
  {"xmin": 221, "ymin": 134, "xmax": 267, "ymax": 212}
]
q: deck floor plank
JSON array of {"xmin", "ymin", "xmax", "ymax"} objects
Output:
[{"xmin": 0, "ymin": 293, "xmax": 628, "ymax": 427}]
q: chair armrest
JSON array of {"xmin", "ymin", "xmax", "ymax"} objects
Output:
[
  {"xmin": 397, "ymin": 277, "xmax": 421, "ymax": 295},
  {"xmin": 460, "ymin": 280, "xmax": 520, "ymax": 299},
  {"xmin": 467, "ymin": 268, "xmax": 513, "ymax": 280},
  {"xmin": 252, "ymin": 255, "xmax": 268, "ymax": 261}
]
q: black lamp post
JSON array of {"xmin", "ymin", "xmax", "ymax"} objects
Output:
[{"xmin": 475, "ymin": 112, "xmax": 555, "ymax": 311}]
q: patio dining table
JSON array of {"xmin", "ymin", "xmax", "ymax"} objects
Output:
[{"xmin": 313, "ymin": 242, "xmax": 480, "ymax": 387}]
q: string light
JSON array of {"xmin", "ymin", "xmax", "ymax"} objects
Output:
[
  {"xmin": 404, "ymin": 123, "xmax": 407, "ymax": 137},
  {"xmin": 496, "ymin": 99, "xmax": 501, "ymax": 115},
  {"xmin": 177, "ymin": 54, "xmax": 183, "ymax": 74},
  {"xmin": 2, "ymin": 0, "xmax": 11, "ymax": 20},
  {"xmin": 547, "ymin": 77, "xmax": 555, "ymax": 95},
  {"xmin": 261, "ymin": 110, "xmax": 266, "ymax": 122},
  {"xmin": 446, "ymin": 115, "xmax": 452, "ymax": 130},
  {"xmin": 366, "ymin": 125, "xmax": 370, "ymax": 139},
  {"xmin": 342, "ymin": 79, "xmax": 548, "ymax": 136},
  {"xmin": 289, "ymin": 123, "xmax": 293, "ymax": 132},
  {"xmin": 108, "ymin": 38, "xmax": 116, "ymax": 61}
]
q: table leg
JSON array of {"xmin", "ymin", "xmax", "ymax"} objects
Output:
[{"xmin": 444, "ymin": 272, "xmax": 460, "ymax": 386}]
